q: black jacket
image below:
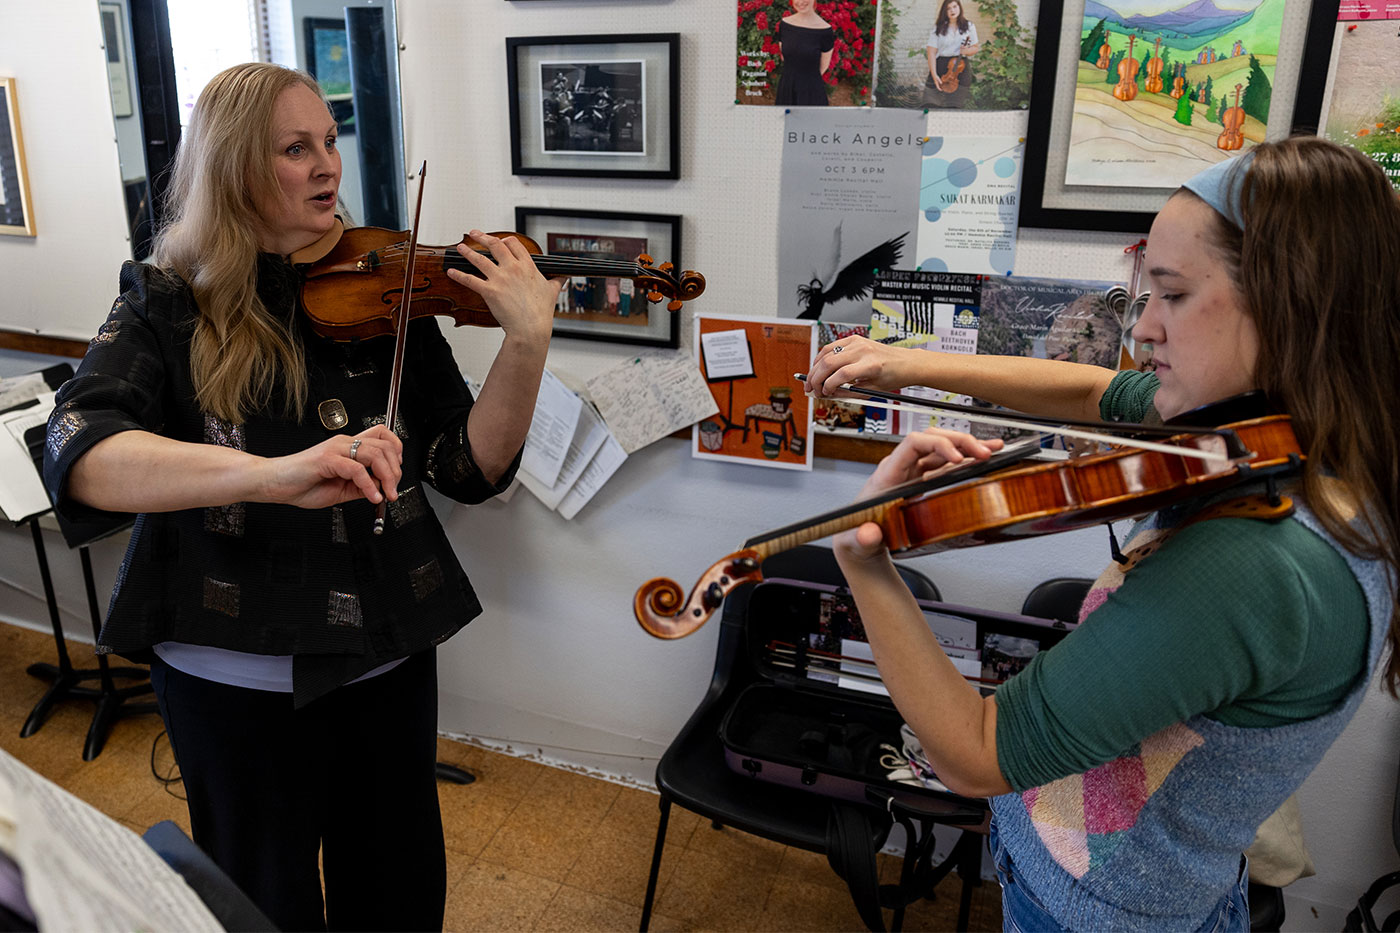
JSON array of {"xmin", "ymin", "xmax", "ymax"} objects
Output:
[{"xmin": 43, "ymin": 257, "xmax": 519, "ymax": 705}]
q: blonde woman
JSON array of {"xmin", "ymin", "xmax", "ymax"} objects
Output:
[{"xmin": 45, "ymin": 62, "xmax": 561, "ymax": 930}]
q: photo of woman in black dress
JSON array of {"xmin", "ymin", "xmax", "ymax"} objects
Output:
[{"xmin": 774, "ymin": 0, "xmax": 835, "ymax": 106}]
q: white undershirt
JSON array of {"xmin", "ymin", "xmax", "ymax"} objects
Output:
[{"xmin": 153, "ymin": 642, "xmax": 405, "ymax": 693}]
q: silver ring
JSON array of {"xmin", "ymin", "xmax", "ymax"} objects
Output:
[
  {"xmin": 349, "ymin": 439, "xmax": 362, "ymax": 461},
  {"xmin": 832, "ymin": 344, "xmax": 844, "ymax": 354}
]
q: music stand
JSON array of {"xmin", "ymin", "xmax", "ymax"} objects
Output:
[{"xmin": 699, "ymin": 334, "xmax": 756, "ymax": 441}]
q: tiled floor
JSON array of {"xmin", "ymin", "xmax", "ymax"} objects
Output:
[{"xmin": 0, "ymin": 620, "xmax": 1001, "ymax": 931}]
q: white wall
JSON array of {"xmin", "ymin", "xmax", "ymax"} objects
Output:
[{"xmin": 0, "ymin": 1, "xmax": 1393, "ymax": 924}]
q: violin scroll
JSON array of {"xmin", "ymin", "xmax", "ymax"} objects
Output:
[
  {"xmin": 635, "ymin": 550, "xmax": 763, "ymax": 639},
  {"xmin": 635, "ymin": 254, "xmax": 707, "ymax": 312}
]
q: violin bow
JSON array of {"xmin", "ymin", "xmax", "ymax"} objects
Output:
[
  {"xmin": 795, "ymin": 375, "xmax": 1250, "ymax": 463},
  {"xmin": 374, "ymin": 160, "xmax": 428, "ymax": 535}
]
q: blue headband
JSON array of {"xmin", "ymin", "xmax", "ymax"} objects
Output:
[{"xmin": 1181, "ymin": 150, "xmax": 1255, "ymax": 230}]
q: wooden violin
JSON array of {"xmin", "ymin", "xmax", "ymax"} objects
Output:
[
  {"xmin": 634, "ymin": 412, "xmax": 1303, "ymax": 639},
  {"xmin": 297, "ymin": 222, "xmax": 706, "ymax": 341},
  {"xmin": 939, "ymin": 55, "xmax": 966, "ymax": 93},
  {"xmin": 1218, "ymin": 83, "xmax": 1245, "ymax": 152},
  {"xmin": 1113, "ymin": 34, "xmax": 1139, "ymax": 102},
  {"xmin": 1096, "ymin": 29, "xmax": 1113, "ymax": 70},
  {"xmin": 1144, "ymin": 37, "xmax": 1164, "ymax": 94}
]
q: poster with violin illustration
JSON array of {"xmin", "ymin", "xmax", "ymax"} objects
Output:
[{"xmin": 1062, "ymin": 0, "xmax": 1287, "ymax": 189}]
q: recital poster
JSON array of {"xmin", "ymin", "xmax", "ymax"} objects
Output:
[
  {"xmin": 1063, "ymin": 0, "xmax": 1286, "ymax": 189},
  {"xmin": 778, "ymin": 109, "xmax": 923, "ymax": 321},
  {"xmin": 1321, "ymin": 20, "xmax": 1400, "ymax": 189},
  {"xmin": 735, "ymin": 0, "xmax": 877, "ymax": 107},
  {"xmin": 916, "ymin": 137, "xmax": 1024, "ymax": 276}
]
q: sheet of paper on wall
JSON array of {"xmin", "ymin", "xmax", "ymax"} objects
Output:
[
  {"xmin": 557, "ymin": 434, "xmax": 627, "ymax": 520},
  {"xmin": 516, "ymin": 401, "xmax": 610, "ymax": 513},
  {"xmin": 0, "ymin": 750, "xmax": 223, "ymax": 932},
  {"xmin": 0, "ymin": 393, "xmax": 56, "ymax": 523},
  {"xmin": 777, "ymin": 108, "xmax": 924, "ymax": 320},
  {"xmin": 915, "ymin": 136, "xmax": 1025, "ymax": 277},
  {"xmin": 520, "ymin": 369, "xmax": 582, "ymax": 489},
  {"xmin": 868, "ymin": 271, "xmax": 983, "ymax": 435},
  {"xmin": 584, "ymin": 351, "xmax": 718, "ymax": 455}
]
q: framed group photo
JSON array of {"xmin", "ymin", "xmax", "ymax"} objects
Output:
[
  {"xmin": 0, "ymin": 77, "xmax": 36, "ymax": 237},
  {"xmin": 1019, "ymin": 0, "xmax": 1338, "ymax": 232},
  {"xmin": 506, "ymin": 33, "xmax": 679, "ymax": 178},
  {"xmin": 516, "ymin": 207, "xmax": 684, "ymax": 348}
]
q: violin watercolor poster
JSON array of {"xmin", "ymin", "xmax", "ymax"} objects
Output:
[
  {"xmin": 915, "ymin": 136, "xmax": 1025, "ymax": 276},
  {"xmin": 693, "ymin": 314, "xmax": 817, "ymax": 472},
  {"xmin": 1062, "ymin": 0, "xmax": 1287, "ymax": 189},
  {"xmin": 777, "ymin": 108, "xmax": 922, "ymax": 321}
]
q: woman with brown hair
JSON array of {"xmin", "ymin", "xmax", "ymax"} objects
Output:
[
  {"xmin": 923, "ymin": 0, "xmax": 981, "ymax": 108},
  {"xmin": 807, "ymin": 136, "xmax": 1400, "ymax": 930},
  {"xmin": 44, "ymin": 62, "xmax": 561, "ymax": 930}
]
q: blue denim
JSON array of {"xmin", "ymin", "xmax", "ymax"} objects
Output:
[{"xmin": 988, "ymin": 818, "xmax": 1251, "ymax": 932}]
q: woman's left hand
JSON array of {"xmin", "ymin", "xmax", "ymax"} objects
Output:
[
  {"xmin": 447, "ymin": 230, "xmax": 564, "ymax": 345},
  {"xmin": 834, "ymin": 427, "xmax": 1003, "ymax": 563}
]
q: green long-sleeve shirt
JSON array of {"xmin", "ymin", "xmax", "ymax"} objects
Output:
[{"xmin": 994, "ymin": 371, "xmax": 1368, "ymax": 792}]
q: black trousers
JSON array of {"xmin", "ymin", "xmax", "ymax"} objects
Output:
[{"xmin": 151, "ymin": 649, "xmax": 446, "ymax": 933}]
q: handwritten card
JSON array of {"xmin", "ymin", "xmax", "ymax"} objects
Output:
[{"xmin": 584, "ymin": 351, "xmax": 718, "ymax": 455}]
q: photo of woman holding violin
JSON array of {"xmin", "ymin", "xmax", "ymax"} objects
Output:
[
  {"xmin": 805, "ymin": 135, "xmax": 1400, "ymax": 931},
  {"xmin": 42, "ymin": 62, "xmax": 562, "ymax": 931},
  {"xmin": 922, "ymin": 0, "xmax": 980, "ymax": 109}
]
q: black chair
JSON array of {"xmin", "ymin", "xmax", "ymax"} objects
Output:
[
  {"xmin": 639, "ymin": 546, "xmax": 986, "ymax": 932},
  {"xmin": 142, "ymin": 821, "xmax": 278, "ymax": 931},
  {"xmin": 1345, "ymin": 749, "xmax": 1400, "ymax": 932},
  {"xmin": 1019, "ymin": 576, "xmax": 1289, "ymax": 932}
]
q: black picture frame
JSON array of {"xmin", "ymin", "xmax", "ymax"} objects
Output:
[
  {"xmin": 1019, "ymin": 0, "xmax": 1339, "ymax": 233},
  {"xmin": 0, "ymin": 78, "xmax": 36, "ymax": 237},
  {"xmin": 506, "ymin": 33, "xmax": 679, "ymax": 179},
  {"xmin": 303, "ymin": 17, "xmax": 356, "ymax": 133},
  {"xmin": 516, "ymin": 207, "xmax": 683, "ymax": 348}
]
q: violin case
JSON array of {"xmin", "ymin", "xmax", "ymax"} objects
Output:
[{"xmin": 717, "ymin": 578, "xmax": 1077, "ymax": 818}]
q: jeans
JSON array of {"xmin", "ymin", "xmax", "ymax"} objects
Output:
[{"xmin": 988, "ymin": 818, "xmax": 1251, "ymax": 932}]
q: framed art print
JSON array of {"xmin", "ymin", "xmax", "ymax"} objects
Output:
[
  {"xmin": 507, "ymin": 33, "xmax": 679, "ymax": 178},
  {"xmin": 0, "ymin": 78, "xmax": 36, "ymax": 237}
]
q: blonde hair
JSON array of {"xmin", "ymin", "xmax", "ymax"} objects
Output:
[{"xmin": 152, "ymin": 62, "xmax": 331, "ymax": 423}]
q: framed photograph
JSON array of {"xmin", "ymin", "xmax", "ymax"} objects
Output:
[
  {"xmin": 98, "ymin": 3, "xmax": 133, "ymax": 118},
  {"xmin": 0, "ymin": 78, "xmax": 36, "ymax": 237},
  {"xmin": 515, "ymin": 207, "xmax": 683, "ymax": 348},
  {"xmin": 506, "ymin": 33, "xmax": 679, "ymax": 178},
  {"xmin": 304, "ymin": 17, "xmax": 355, "ymax": 131},
  {"xmin": 1019, "ymin": 0, "xmax": 1338, "ymax": 232}
]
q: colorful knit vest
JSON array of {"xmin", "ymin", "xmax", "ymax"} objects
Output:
[{"xmin": 988, "ymin": 500, "xmax": 1392, "ymax": 930}]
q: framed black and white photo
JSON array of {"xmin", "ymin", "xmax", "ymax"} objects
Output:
[
  {"xmin": 507, "ymin": 34, "xmax": 679, "ymax": 179},
  {"xmin": 0, "ymin": 78, "xmax": 36, "ymax": 237},
  {"xmin": 516, "ymin": 207, "xmax": 684, "ymax": 348}
]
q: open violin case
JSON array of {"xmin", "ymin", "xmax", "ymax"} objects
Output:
[{"xmin": 717, "ymin": 576, "xmax": 1077, "ymax": 930}]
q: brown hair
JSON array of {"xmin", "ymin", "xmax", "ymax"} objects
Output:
[
  {"xmin": 935, "ymin": 0, "xmax": 971, "ymax": 35},
  {"xmin": 152, "ymin": 62, "xmax": 331, "ymax": 423},
  {"xmin": 1190, "ymin": 136, "xmax": 1400, "ymax": 695}
]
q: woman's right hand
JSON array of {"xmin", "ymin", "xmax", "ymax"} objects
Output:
[
  {"xmin": 806, "ymin": 336, "xmax": 919, "ymax": 398},
  {"xmin": 260, "ymin": 424, "xmax": 403, "ymax": 510}
]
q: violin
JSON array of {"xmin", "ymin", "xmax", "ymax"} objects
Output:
[
  {"xmin": 297, "ymin": 222, "xmax": 706, "ymax": 342},
  {"xmin": 634, "ymin": 412, "xmax": 1303, "ymax": 638},
  {"xmin": 1113, "ymin": 34, "xmax": 1139, "ymax": 102},
  {"xmin": 1170, "ymin": 62, "xmax": 1186, "ymax": 100},
  {"xmin": 940, "ymin": 55, "xmax": 966, "ymax": 93},
  {"xmin": 1096, "ymin": 29, "xmax": 1113, "ymax": 70},
  {"xmin": 1145, "ymin": 37, "xmax": 1164, "ymax": 94},
  {"xmin": 1218, "ymin": 83, "xmax": 1245, "ymax": 152}
]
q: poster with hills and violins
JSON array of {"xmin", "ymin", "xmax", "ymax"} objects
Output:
[{"xmin": 1063, "ymin": 0, "xmax": 1287, "ymax": 189}]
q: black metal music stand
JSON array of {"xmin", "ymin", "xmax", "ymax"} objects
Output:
[{"xmin": 20, "ymin": 515, "xmax": 156, "ymax": 761}]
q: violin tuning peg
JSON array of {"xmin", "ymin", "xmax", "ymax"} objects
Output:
[
  {"xmin": 647, "ymin": 291, "xmax": 663, "ymax": 303},
  {"xmin": 667, "ymin": 299, "xmax": 683, "ymax": 312}
]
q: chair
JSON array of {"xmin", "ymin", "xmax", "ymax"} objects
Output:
[
  {"xmin": 1019, "ymin": 577, "xmax": 1288, "ymax": 932},
  {"xmin": 1344, "ymin": 749, "xmax": 1400, "ymax": 932},
  {"xmin": 639, "ymin": 546, "xmax": 986, "ymax": 932},
  {"xmin": 142, "ymin": 820, "xmax": 277, "ymax": 931}
]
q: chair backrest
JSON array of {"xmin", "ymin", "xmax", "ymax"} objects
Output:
[{"xmin": 1021, "ymin": 577, "xmax": 1093, "ymax": 625}]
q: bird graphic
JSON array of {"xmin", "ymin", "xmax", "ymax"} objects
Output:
[{"xmin": 795, "ymin": 225, "xmax": 908, "ymax": 320}]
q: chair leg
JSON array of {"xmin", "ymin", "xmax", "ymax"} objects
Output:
[
  {"xmin": 955, "ymin": 832, "xmax": 981, "ymax": 932},
  {"xmin": 639, "ymin": 796, "xmax": 671, "ymax": 933}
]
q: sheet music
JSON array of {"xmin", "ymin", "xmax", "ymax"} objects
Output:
[
  {"xmin": 516, "ymin": 402, "xmax": 610, "ymax": 512},
  {"xmin": 558, "ymin": 435, "xmax": 627, "ymax": 520},
  {"xmin": 0, "ymin": 393, "xmax": 55, "ymax": 523},
  {"xmin": 520, "ymin": 370, "xmax": 582, "ymax": 489},
  {"xmin": 0, "ymin": 751, "xmax": 222, "ymax": 932},
  {"xmin": 584, "ymin": 351, "xmax": 718, "ymax": 454}
]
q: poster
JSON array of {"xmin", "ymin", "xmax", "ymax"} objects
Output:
[
  {"xmin": 693, "ymin": 315, "xmax": 817, "ymax": 471},
  {"xmin": 735, "ymin": 0, "xmax": 877, "ymax": 107},
  {"xmin": 872, "ymin": 0, "xmax": 1038, "ymax": 111},
  {"xmin": 778, "ymin": 108, "xmax": 923, "ymax": 321},
  {"xmin": 1320, "ymin": 21, "xmax": 1400, "ymax": 189},
  {"xmin": 1063, "ymin": 0, "xmax": 1287, "ymax": 189},
  {"xmin": 812, "ymin": 322, "xmax": 886, "ymax": 436},
  {"xmin": 916, "ymin": 136, "xmax": 1024, "ymax": 276}
]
